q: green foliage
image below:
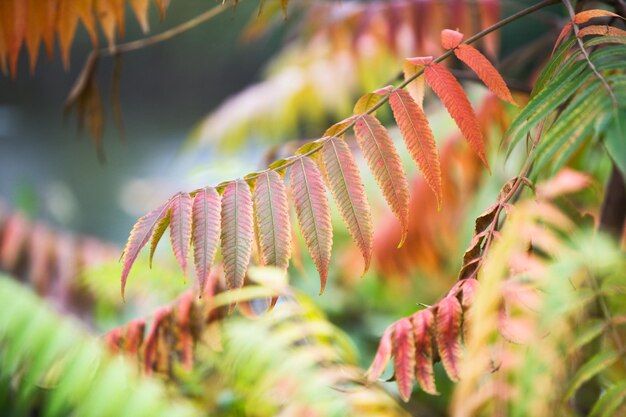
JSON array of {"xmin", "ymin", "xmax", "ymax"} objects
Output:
[{"xmin": 0, "ymin": 276, "xmax": 201, "ymax": 417}]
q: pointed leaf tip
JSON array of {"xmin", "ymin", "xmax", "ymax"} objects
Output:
[
  {"xmin": 170, "ymin": 192, "xmax": 193, "ymax": 274},
  {"xmin": 290, "ymin": 157, "xmax": 333, "ymax": 293},
  {"xmin": 441, "ymin": 29, "xmax": 464, "ymax": 49},
  {"xmin": 322, "ymin": 137, "xmax": 373, "ymax": 275},
  {"xmin": 221, "ymin": 180, "xmax": 254, "ymax": 290},
  {"xmin": 192, "ymin": 187, "xmax": 221, "ymax": 293}
]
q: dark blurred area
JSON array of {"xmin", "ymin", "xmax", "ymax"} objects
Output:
[{"xmin": 0, "ymin": 1, "xmax": 284, "ymax": 242}]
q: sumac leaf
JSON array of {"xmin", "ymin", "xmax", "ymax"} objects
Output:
[
  {"xmin": 169, "ymin": 192, "xmax": 193, "ymax": 274},
  {"xmin": 253, "ymin": 171, "xmax": 292, "ymax": 270},
  {"xmin": 322, "ymin": 137, "xmax": 373, "ymax": 274},
  {"xmin": 354, "ymin": 114, "xmax": 410, "ymax": 246},
  {"xmin": 436, "ymin": 296, "xmax": 463, "ymax": 381},
  {"xmin": 290, "ymin": 157, "xmax": 333, "ymax": 293},
  {"xmin": 221, "ymin": 180, "xmax": 254, "ymax": 290},
  {"xmin": 149, "ymin": 206, "xmax": 171, "ymax": 268},
  {"xmin": 422, "ymin": 61, "xmax": 490, "ymax": 170},
  {"xmin": 192, "ymin": 187, "xmax": 221, "ymax": 293},
  {"xmin": 393, "ymin": 318, "xmax": 415, "ymax": 402},
  {"xmin": 412, "ymin": 309, "xmax": 437, "ymax": 395},
  {"xmin": 367, "ymin": 326, "xmax": 394, "ymax": 382},
  {"xmin": 121, "ymin": 199, "xmax": 173, "ymax": 299},
  {"xmin": 388, "ymin": 87, "xmax": 443, "ymax": 207}
]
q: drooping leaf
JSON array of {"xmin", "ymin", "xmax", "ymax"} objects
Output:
[
  {"xmin": 290, "ymin": 157, "xmax": 333, "ymax": 293},
  {"xmin": 149, "ymin": 205, "xmax": 171, "ymax": 267},
  {"xmin": 25, "ymin": 0, "xmax": 43, "ymax": 73},
  {"xmin": 57, "ymin": 0, "xmax": 79, "ymax": 70},
  {"xmin": 322, "ymin": 137, "xmax": 373, "ymax": 274},
  {"xmin": 386, "ymin": 87, "xmax": 443, "ymax": 207},
  {"xmin": 130, "ymin": 0, "xmax": 150, "ymax": 32},
  {"xmin": 367, "ymin": 326, "xmax": 394, "ymax": 382},
  {"xmin": 221, "ymin": 180, "xmax": 254, "ymax": 290},
  {"xmin": 354, "ymin": 114, "xmax": 410, "ymax": 246},
  {"xmin": 393, "ymin": 318, "xmax": 415, "ymax": 402},
  {"xmin": 554, "ymin": 10, "xmax": 624, "ymax": 51},
  {"xmin": 253, "ymin": 171, "xmax": 292, "ymax": 270},
  {"xmin": 411, "ymin": 309, "xmax": 437, "ymax": 395},
  {"xmin": 169, "ymin": 192, "xmax": 193, "ymax": 274},
  {"xmin": 403, "ymin": 61, "xmax": 426, "ymax": 108},
  {"xmin": 422, "ymin": 61, "xmax": 490, "ymax": 170},
  {"xmin": 143, "ymin": 307, "xmax": 171, "ymax": 375},
  {"xmin": 0, "ymin": 0, "xmax": 26, "ymax": 77},
  {"xmin": 564, "ymin": 350, "xmax": 620, "ymax": 400},
  {"xmin": 435, "ymin": 295, "xmax": 462, "ymax": 381},
  {"xmin": 121, "ymin": 199, "xmax": 173, "ymax": 299},
  {"xmin": 453, "ymin": 44, "xmax": 517, "ymax": 105},
  {"xmin": 192, "ymin": 187, "xmax": 221, "ymax": 294}
]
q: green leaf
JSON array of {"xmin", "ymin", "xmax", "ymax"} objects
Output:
[
  {"xmin": 605, "ymin": 111, "xmax": 626, "ymax": 177},
  {"xmin": 590, "ymin": 380, "xmax": 626, "ymax": 417},
  {"xmin": 564, "ymin": 350, "xmax": 620, "ymax": 400}
]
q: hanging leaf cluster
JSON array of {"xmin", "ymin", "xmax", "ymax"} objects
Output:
[
  {"xmin": 367, "ymin": 278, "xmax": 477, "ymax": 401},
  {"xmin": 0, "ymin": 0, "xmax": 171, "ymax": 76},
  {"xmin": 122, "ymin": 29, "xmax": 516, "ymax": 297},
  {"xmin": 0, "ymin": 200, "xmax": 118, "ymax": 312}
]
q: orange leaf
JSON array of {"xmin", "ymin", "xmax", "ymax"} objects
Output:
[
  {"xmin": 436, "ymin": 296, "xmax": 462, "ymax": 381},
  {"xmin": 578, "ymin": 24, "xmax": 626, "ymax": 38},
  {"xmin": 169, "ymin": 192, "xmax": 193, "ymax": 274},
  {"xmin": 354, "ymin": 114, "xmax": 410, "ymax": 246},
  {"xmin": 322, "ymin": 137, "xmax": 373, "ymax": 274},
  {"xmin": 221, "ymin": 180, "xmax": 254, "ymax": 290},
  {"xmin": 0, "ymin": 0, "xmax": 26, "ymax": 77},
  {"xmin": 130, "ymin": 0, "xmax": 150, "ymax": 32},
  {"xmin": 121, "ymin": 199, "xmax": 173, "ymax": 300},
  {"xmin": 96, "ymin": 0, "xmax": 117, "ymax": 49},
  {"xmin": 323, "ymin": 115, "xmax": 357, "ymax": 137},
  {"xmin": 57, "ymin": 0, "xmax": 79, "ymax": 70},
  {"xmin": 441, "ymin": 28, "xmax": 463, "ymax": 49},
  {"xmin": 25, "ymin": 0, "xmax": 43, "ymax": 73},
  {"xmin": 253, "ymin": 171, "xmax": 292, "ymax": 270},
  {"xmin": 573, "ymin": 9, "xmax": 623, "ymax": 24},
  {"xmin": 367, "ymin": 326, "xmax": 394, "ymax": 382},
  {"xmin": 192, "ymin": 187, "xmax": 221, "ymax": 294},
  {"xmin": 424, "ymin": 62, "xmax": 490, "ymax": 170},
  {"xmin": 387, "ymin": 87, "xmax": 443, "ymax": 208},
  {"xmin": 290, "ymin": 157, "xmax": 333, "ymax": 293},
  {"xmin": 155, "ymin": 0, "xmax": 170, "ymax": 21},
  {"xmin": 393, "ymin": 318, "xmax": 415, "ymax": 402},
  {"xmin": 454, "ymin": 44, "xmax": 517, "ymax": 105},
  {"xmin": 76, "ymin": 0, "xmax": 99, "ymax": 47},
  {"xmin": 412, "ymin": 309, "xmax": 437, "ymax": 395}
]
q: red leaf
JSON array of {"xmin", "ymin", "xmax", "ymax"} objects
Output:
[
  {"xmin": 412, "ymin": 309, "xmax": 437, "ymax": 395},
  {"xmin": 0, "ymin": 0, "xmax": 26, "ymax": 77},
  {"xmin": 441, "ymin": 29, "xmax": 463, "ymax": 49},
  {"xmin": 192, "ymin": 187, "xmax": 221, "ymax": 294},
  {"xmin": 367, "ymin": 326, "xmax": 394, "ymax": 382},
  {"xmin": 460, "ymin": 278, "xmax": 478, "ymax": 309},
  {"xmin": 322, "ymin": 137, "xmax": 373, "ymax": 274},
  {"xmin": 177, "ymin": 291, "xmax": 195, "ymax": 370},
  {"xmin": 354, "ymin": 114, "xmax": 410, "ymax": 246},
  {"xmin": 253, "ymin": 171, "xmax": 292, "ymax": 270},
  {"xmin": 424, "ymin": 62, "xmax": 490, "ymax": 170},
  {"xmin": 124, "ymin": 319, "xmax": 145, "ymax": 356},
  {"xmin": 454, "ymin": 44, "xmax": 516, "ymax": 105},
  {"xmin": 169, "ymin": 192, "xmax": 193, "ymax": 274},
  {"xmin": 290, "ymin": 157, "xmax": 333, "ymax": 293},
  {"xmin": 388, "ymin": 88, "xmax": 443, "ymax": 208},
  {"xmin": 221, "ymin": 180, "xmax": 254, "ymax": 290},
  {"xmin": 436, "ymin": 296, "xmax": 463, "ymax": 381},
  {"xmin": 393, "ymin": 318, "xmax": 415, "ymax": 402},
  {"xmin": 143, "ymin": 307, "xmax": 171, "ymax": 375},
  {"xmin": 120, "ymin": 199, "xmax": 172, "ymax": 300}
]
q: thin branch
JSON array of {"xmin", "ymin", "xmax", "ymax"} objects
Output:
[
  {"xmin": 561, "ymin": 0, "xmax": 619, "ymax": 108},
  {"xmin": 194, "ymin": 0, "xmax": 561, "ymax": 192}
]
